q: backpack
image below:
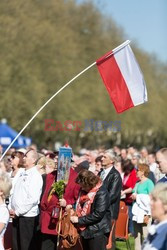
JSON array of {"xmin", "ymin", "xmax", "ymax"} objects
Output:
[{"xmin": 58, "ymin": 210, "xmax": 80, "ymax": 249}]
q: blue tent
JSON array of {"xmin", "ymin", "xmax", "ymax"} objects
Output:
[{"xmin": 0, "ymin": 121, "xmax": 32, "ymax": 149}]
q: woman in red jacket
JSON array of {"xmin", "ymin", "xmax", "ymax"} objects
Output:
[
  {"xmin": 121, "ymin": 159, "xmax": 138, "ymax": 236},
  {"xmin": 40, "ymin": 168, "xmax": 80, "ymax": 250}
]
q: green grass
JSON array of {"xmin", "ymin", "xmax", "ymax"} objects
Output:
[{"xmin": 116, "ymin": 237, "xmax": 135, "ymax": 250}]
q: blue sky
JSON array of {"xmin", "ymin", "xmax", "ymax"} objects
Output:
[{"xmin": 77, "ymin": 0, "xmax": 167, "ymax": 63}]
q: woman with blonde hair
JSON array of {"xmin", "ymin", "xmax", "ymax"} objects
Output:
[
  {"xmin": 142, "ymin": 183, "xmax": 167, "ymax": 250},
  {"xmin": 45, "ymin": 158, "xmax": 56, "ymax": 174},
  {"xmin": 36, "ymin": 155, "xmax": 46, "ymax": 175}
]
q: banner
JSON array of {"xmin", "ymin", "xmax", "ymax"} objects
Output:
[{"xmin": 57, "ymin": 146, "xmax": 72, "ymax": 184}]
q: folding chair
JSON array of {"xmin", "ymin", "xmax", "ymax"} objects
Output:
[
  {"xmin": 115, "ymin": 212, "xmax": 131, "ymax": 250},
  {"xmin": 119, "ymin": 200, "xmax": 128, "ymax": 213},
  {"xmin": 106, "ymin": 220, "xmax": 116, "ymax": 249},
  {"xmin": 106, "ymin": 201, "xmax": 129, "ymax": 249}
]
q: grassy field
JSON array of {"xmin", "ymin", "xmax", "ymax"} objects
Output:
[{"xmin": 116, "ymin": 237, "xmax": 134, "ymax": 250}]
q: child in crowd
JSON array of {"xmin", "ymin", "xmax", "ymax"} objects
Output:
[{"xmin": 0, "ymin": 172, "xmax": 12, "ymax": 250}]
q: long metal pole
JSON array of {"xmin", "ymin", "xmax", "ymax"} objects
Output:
[{"xmin": 0, "ymin": 40, "xmax": 130, "ymax": 161}]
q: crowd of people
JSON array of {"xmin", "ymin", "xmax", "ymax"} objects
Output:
[{"xmin": 0, "ymin": 144, "xmax": 167, "ymax": 250}]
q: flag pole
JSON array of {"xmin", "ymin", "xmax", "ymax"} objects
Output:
[
  {"xmin": 113, "ymin": 40, "xmax": 130, "ymax": 53},
  {"xmin": 0, "ymin": 62, "xmax": 96, "ymax": 161},
  {"xmin": 0, "ymin": 40, "xmax": 130, "ymax": 161},
  {"xmin": 106, "ymin": 40, "xmax": 131, "ymax": 59}
]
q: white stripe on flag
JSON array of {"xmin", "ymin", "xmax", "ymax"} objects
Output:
[{"xmin": 114, "ymin": 45, "xmax": 148, "ymax": 106}]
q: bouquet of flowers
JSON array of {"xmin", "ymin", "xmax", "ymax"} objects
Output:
[{"xmin": 48, "ymin": 180, "xmax": 66, "ymax": 202}]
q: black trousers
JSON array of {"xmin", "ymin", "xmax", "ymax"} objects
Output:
[
  {"xmin": 82, "ymin": 233, "xmax": 109, "ymax": 250},
  {"xmin": 12, "ymin": 215, "xmax": 39, "ymax": 250},
  {"xmin": 40, "ymin": 233, "xmax": 57, "ymax": 250}
]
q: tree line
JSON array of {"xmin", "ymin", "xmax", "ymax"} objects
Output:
[{"xmin": 0, "ymin": 0, "xmax": 166, "ymax": 151}]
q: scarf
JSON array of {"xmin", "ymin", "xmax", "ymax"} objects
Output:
[{"xmin": 76, "ymin": 180, "xmax": 102, "ymax": 231}]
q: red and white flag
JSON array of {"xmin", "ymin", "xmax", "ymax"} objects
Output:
[{"xmin": 96, "ymin": 42, "xmax": 148, "ymax": 113}]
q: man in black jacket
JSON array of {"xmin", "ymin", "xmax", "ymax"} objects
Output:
[{"xmin": 100, "ymin": 150, "xmax": 122, "ymax": 249}]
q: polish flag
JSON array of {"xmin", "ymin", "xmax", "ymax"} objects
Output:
[{"xmin": 96, "ymin": 42, "xmax": 148, "ymax": 113}]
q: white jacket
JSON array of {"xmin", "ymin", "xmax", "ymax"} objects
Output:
[{"xmin": 132, "ymin": 194, "xmax": 151, "ymax": 223}]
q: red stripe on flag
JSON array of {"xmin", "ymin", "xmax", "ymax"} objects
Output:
[{"xmin": 96, "ymin": 54, "xmax": 134, "ymax": 113}]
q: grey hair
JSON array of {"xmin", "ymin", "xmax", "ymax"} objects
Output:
[
  {"xmin": 105, "ymin": 150, "xmax": 116, "ymax": 162},
  {"xmin": 27, "ymin": 149, "xmax": 39, "ymax": 163}
]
